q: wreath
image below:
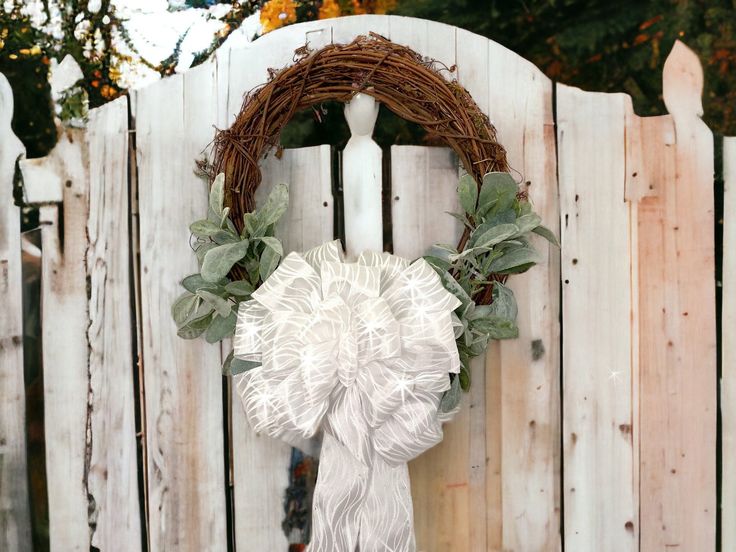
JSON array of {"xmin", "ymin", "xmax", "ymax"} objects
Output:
[{"xmin": 172, "ymin": 34, "xmax": 556, "ymax": 409}]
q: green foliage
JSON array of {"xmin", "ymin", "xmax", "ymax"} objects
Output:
[
  {"xmin": 427, "ymin": 171, "xmax": 557, "ymax": 412},
  {"xmin": 395, "ymin": 0, "xmax": 736, "ymax": 136},
  {"xmin": 172, "ymin": 173, "xmax": 289, "ymax": 369}
]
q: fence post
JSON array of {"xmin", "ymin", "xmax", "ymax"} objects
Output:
[{"xmin": 0, "ymin": 71, "xmax": 33, "ymax": 552}]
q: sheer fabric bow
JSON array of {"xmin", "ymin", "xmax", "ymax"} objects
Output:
[{"xmin": 234, "ymin": 240, "xmax": 461, "ymax": 552}]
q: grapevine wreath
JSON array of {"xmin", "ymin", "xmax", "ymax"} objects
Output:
[{"xmin": 172, "ymin": 31, "xmax": 556, "ymax": 551}]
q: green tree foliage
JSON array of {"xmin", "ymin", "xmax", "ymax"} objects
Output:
[{"xmin": 394, "ymin": 0, "xmax": 736, "ymax": 135}]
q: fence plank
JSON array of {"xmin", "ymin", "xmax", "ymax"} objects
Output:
[
  {"xmin": 557, "ymin": 86, "xmax": 636, "ymax": 552},
  {"xmin": 390, "ymin": 145, "xmax": 469, "ymax": 552},
  {"xmin": 723, "ymin": 135, "xmax": 736, "ymax": 552},
  {"xmin": 638, "ymin": 40, "xmax": 716, "ymax": 551},
  {"xmin": 230, "ymin": 145, "xmax": 333, "ymax": 549},
  {"xmin": 135, "ymin": 61, "xmax": 227, "ymax": 551},
  {"xmin": 35, "ymin": 130, "xmax": 91, "ymax": 552},
  {"xmin": 85, "ymin": 97, "xmax": 143, "ymax": 550},
  {"xmin": 0, "ymin": 73, "xmax": 32, "ymax": 551},
  {"xmin": 486, "ymin": 38, "xmax": 561, "ymax": 552}
]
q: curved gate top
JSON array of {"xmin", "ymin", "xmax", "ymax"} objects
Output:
[{"xmin": 4, "ymin": 13, "xmax": 718, "ymax": 552}]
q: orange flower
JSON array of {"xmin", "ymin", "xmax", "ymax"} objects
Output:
[
  {"xmin": 374, "ymin": 0, "xmax": 396, "ymax": 14},
  {"xmin": 260, "ymin": 0, "xmax": 297, "ymax": 34},
  {"xmin": 319, "ymin": 0, "xmax": 341, "ymax": 19}
]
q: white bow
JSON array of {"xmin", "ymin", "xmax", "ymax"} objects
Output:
[{"xmin": 234, "ymin": 241, "xmax": 461, "ymax": 551}]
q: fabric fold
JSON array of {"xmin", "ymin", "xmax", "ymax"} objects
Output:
[{"xmin": 233, "ymin": 240, "xmax": 460, "ymax": 552}]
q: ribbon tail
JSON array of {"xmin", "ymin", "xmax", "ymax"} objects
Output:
[{"xmin": 309, "ymin": 433, "xmax": 416, "ymax": 552}]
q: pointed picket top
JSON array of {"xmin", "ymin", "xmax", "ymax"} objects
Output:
[
  {"xmin": 0, "ymin": 73, "xmax": 25, "ymax": 164},
  {"xmin": 663, "ymin": 40, "xmax": 704, "ymax": 118}
]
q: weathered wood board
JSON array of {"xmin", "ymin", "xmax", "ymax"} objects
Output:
[
  {"xmin": 557, "ymin": 86, "xmax": 637, "ymax": 552},
  {"xmin": 637, "ymin": 41, "xmax": 716, "ymax": 551},
  {"xmin": 723, "ymin": 135, "xmax": 736, "ymax": 552},
  {"xmin": 21, "ymin": 97, "xmax": 142, "ymax": 552},
  {"xmin": 85, "ymin": 98, "xmax": 143, "ymax": 551},
  {"xmin": 0, "ymin": 72, "xmax": 32, "ymax": 552},
  {"xmin": 135, "ymin": 62, "xmax": 227, "ymax": 551},
  {"xmin": 230, "ymin": 145, "xmax": 333, "ymax": 550}
]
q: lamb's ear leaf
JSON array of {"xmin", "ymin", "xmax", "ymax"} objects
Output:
[
  {"xmin": 457, "ymin": 174, "xmax": 478, "ymax": 215},
  {"xmin": 439, "ymin": 375, "xmax": 462, "ymax": 413},
  {"xmin": 209, "ymin": 173, "xmax": 225, "ymax": 217},
  {"xmin": 201, "ymin": 240, "xmax": 250, "ymax": 282},
  {"xmin": 532, "ymin": 225, "xmax": 560, "ymax": 246}
]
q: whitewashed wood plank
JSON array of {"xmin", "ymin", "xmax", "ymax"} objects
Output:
[
  {"xmin": 723, "ymin": 135, "xmax": 736, "ymax": 552},
  {"xmin": 637, "ymin": 40, "xmax": 716, "ymax": 551},
  {"xmin": 557, "ymin": 86, "xmax": 636, "ymax": 552},
  {"xmin": 391, "ymin": 146, "xmax": 460, "ymax": 259},
  {"xmin": 226, "ymin": 19, "xmax": 333, "ymax": 128},
  {"xmin": 387, "ymin": 16, "xmax": 456, "ymax": 80},
  {"xmin": 35, "ymin": 130, "xmax": 92, "ymax": 552},
  {"xmin": 135, "ymin": 60, "xmax": 227, "ymax": 551},
  {"xmin": 230, "ymin": 145, "xmax": 333, "ymax": 550},
  {"xmin": 0, "ymin": 72, "xmax": 32, "ymax": 552},
  {"xmin": 487, "ymin": 36, "xmax": 561, "ymax": 552},
  {"xmin": 85, "ymin": 97, "xmax": 143, "ymax": 550},
  {"xmin": 330, "ymin": 14, "xmax": 389, "ymax": 43},
  {"xmin": 236, "ymin": 147, "xmax": 328, "ymax": 544},
  {"xmin": 390, "ymin": 145, "xmax": 474, "ymax": 552},
  {"xmin": 455, "ymin": 29, "xmax": 490, "ymax": 552}
]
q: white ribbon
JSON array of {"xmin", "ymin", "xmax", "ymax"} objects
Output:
[{"xmin": 233, "ymin": 241, "xmax": 461, "ymax": 551}]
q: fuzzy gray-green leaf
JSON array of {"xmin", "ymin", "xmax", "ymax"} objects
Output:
[
  {"xmin": 258, "ymin": 183, "xmax": 289, "ymax": 228},
  {"xmin": 439, "ymin": 375, "xmax": 462, "ymax": 413},
  {"xmin": 259, "ymin": 236, "xmax": 283, "ymax": 256},
  {"xmin": 190, "ymin": 219, "xmax": 220, "ymax": 238},
  {"xmin": 457, "ymin": 174, "xmax": 478, "ymax": 215},
  {"xmin": 205, "ymin": 310, "xmax": 237, "ymax": 343},
  {"xmin": 171, "ymin": 292, "xmax": 198, "ymax": 328},
  {"xmin": 201, "ymin": 240, "xmax": 250, "ymax": 282},
  {"xmin": 532, "ymin": 225, "xmax": 559, "ymax": 246},
  {"xmin": 196, "ymin": 289, "xmax": 232, "ymax": 317},
  {"xmin": 225, "ymin": 280, "xmax": 254, "ymax": 297},
  {"xmin": 209, "ymin": 173, "xmax": 225, "ymax": 217},
  {"xmin": 478, "ymin": 172, "xmax": 518, "ymax": 218},
  {"xmin": 259, "ymin": 245, "xmax": 280, "ymax": 282}
]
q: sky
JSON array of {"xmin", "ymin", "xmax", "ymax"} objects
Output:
[{"xmin": 113, "ymin": 0, "xmax": 260, "ymax": 87}]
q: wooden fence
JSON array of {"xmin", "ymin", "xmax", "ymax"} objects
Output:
[{"xmin": 0, "ymin": 14, "xmax": 732, "ymax": 552}]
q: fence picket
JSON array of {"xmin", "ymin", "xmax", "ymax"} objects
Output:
[
  {"xmin": 557, "ymin": 86, "xmax": 637, "ymax": 552},
  {"xmin": 637, "ymin": 40, "xmax": 716, "ymax": 551},
  {"xmin": 390, "ymin": 145, "xmax": 468, "ymax": 552},
  {"xmin": 0, "ymin": 73, "xmax": 32, "ymax": 552},
  {"xmin": 34, "ymin": 130, "xmax": 91, "ymax": 552},
  {"xmin": 85, "ymin": 97, "xmax": 143, "ymax": 550},
  {"xmin": 135, "ymin": 61, "xmax": 227, "ymax": 551},
  {"xmin": 723, "ymin": 136, "xmax": 736, "ymax": 552},
  {"xmin": 231, "ymin": 145, "xmax": 333, "ymax": 549},
  {"xmin": 486, "ymin": 38, "xmax": 561, "ymax": 552}
]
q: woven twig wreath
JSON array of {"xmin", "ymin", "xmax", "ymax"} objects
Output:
[{"xmin": 212, "ymin": 32, "xmax": 510, "ymax": 284}]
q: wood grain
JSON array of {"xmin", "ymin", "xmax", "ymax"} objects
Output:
[
  {"xmin": 391, "ymin": 145, "xmax": 468, "ymax": 552},
  {"xmin": 230, "ymin": 145, "xmax": 333, "ymax": 550},
  {"xmin": 486, "ymin": 32, "xmax": 561, "ymax": 552},
  {"xmin": 0, "ymin": 71, "xmax": 32, "ymax": 552},
  {"xmin": 557, "ymin": 86, "xmax": 637, "ymax": 552},
  {"xmin": 723, "ymin": 135, "xmax": 736, "ymax": 552},
  {"xmin": 638, "ymin": 40, "xmax": 716, "ymax": 551},
  {"xmin": 36, "ymin": 130, "xmax": 92, "ymax": 552},
  {"xmin": 86, "ymin": 97, "xmax": 143, "ymax": 550},
  {"xmin": 135, "ymin": 61, "xmax": 227, "ymax": 551}
]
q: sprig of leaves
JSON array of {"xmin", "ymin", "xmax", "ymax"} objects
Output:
[
  {"xmin": 171, "ymin": 173, "xmax": 288, "ymax": 375},
  {"xmin": 426, "ymin": 171, "xmax": 558, "ymax": 411}
]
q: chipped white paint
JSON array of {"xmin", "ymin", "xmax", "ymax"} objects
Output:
[{"xmin": 0, "ymin": 71, "xmax": 32, "ymax": 552}]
